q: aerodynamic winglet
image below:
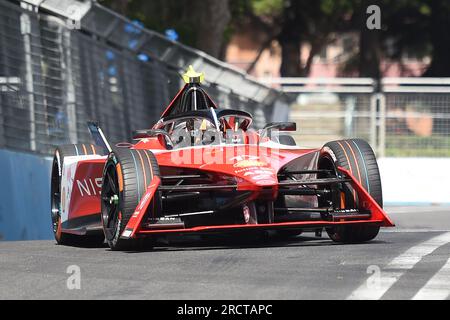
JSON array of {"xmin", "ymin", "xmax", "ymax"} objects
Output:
[
  {"xmin": 121, "ymin": 176, "xmax": 161, "ymax": 239},
  {"xmin": 338, "ymin": 167, "xmax": 395, "ymax": 227}
]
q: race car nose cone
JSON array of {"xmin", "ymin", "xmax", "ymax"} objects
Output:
[
  {"xmin": 253, "ymin": 178, "xmax": 277, "ymax": 187},
  {"xmin": 241, "ymin": 168, "xmax": 277, "ymax": 186}
]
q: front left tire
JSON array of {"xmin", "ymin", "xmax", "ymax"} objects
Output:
[
  {"xmin": 101, "ymin": 148, "xmax": 161, "ymax": 251},
  {"xmin": 319, "ymin": 139, "xmax": 383, "ymax": 243}
]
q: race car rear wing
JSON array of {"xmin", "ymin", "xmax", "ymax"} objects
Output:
[{"xmin": 87, "ymin": 121, "xmax": 112, "ymax": 153}]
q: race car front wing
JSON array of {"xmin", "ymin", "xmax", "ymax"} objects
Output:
[{"xmin": 121, "ymin": 167, "xmax": 394, "ymax": 239}]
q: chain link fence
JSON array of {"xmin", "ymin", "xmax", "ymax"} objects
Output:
[
  {"xmin": 0, "ymin": 0, "xmax": 283, "ymax": 155},
  {"xmin": 383, "ymin": 79, "xmax": 450, "ymax": 157},
  {"xmin": 263, "ymin": 78, "xmax": 377, "ymax": 152},
  {"xmin": 263, "ymin": 77, "xmax": 450, "ymax": 157}
]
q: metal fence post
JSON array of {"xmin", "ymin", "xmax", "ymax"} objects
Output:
[
  {"xmin": 377, "ymin": 93, "xmax": 386, "ymax": 158},
  {"xmin": 344, "ymin": 96, "xmax": 356, "ymax": 137},
  {"xmin": 369, "ymin": 94, "xmax": 377, "ymax": 150},
  {"xmin": 20, "ymin": 11, "xmax": 36, "ymax": 151},
  {"xmin": 62, "ymin": 27, "xmax": 78, "ymax": 144}
]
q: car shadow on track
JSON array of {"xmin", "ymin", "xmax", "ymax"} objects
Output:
[
  {"xmin": 120, "ymin": 233, "xmax": 389, "ymax": 254},
  {"xmin": 53, "ymin": 241, "xmax": 110, "ymax": 249}
]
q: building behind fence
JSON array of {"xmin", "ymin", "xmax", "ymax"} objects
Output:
[
  {"xmin": 263, "ymin": 77, "xmax": 450, "ymax": 157},
  {"xmin": 0, "ymin": 0, "xmax": 284, "ymax": 156}
]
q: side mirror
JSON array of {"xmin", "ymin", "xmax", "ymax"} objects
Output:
[
  {"xmin": 263, "ymin": 122, "xmax": 297, "ymax": 132},
  {"xmin": 260, "ymin": 122, "xmax": 297, "ymax": 139},
  {"xmin": 132, "ymin": 129, "xmax": 171, "ymax": 141}
]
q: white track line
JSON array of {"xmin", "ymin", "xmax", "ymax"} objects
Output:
[
  {"xmin": 412, "ymin": 257, "xmax": 450, "ymax": 300},
  {"xmin": 382, "ymin": 229, "xmax": 450, "ymax": 233},
  {"xmin": 347, "ymin": 232, "xmax": 450, "ymax": 300}
]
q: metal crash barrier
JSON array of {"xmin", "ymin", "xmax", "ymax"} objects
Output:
[{"xmin": 0, "ymin": 0, "xmax": 285, "ymax": 155}]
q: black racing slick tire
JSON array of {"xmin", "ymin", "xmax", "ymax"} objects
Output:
[
  {"xmin": 319, "ymin": 139, "xmax": 382, "ymax": 243},
  {"xmin": 51, "ymin": 144, "xmax": 107, "ymax": 247},
  {"xmin": 101, "ymin": 148, "xmax": 161, "ymax": 251}
]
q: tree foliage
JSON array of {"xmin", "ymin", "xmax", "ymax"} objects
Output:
[
  {"xmin": 100, "ymin": 0, "xmax": 230, "ymax": 58},
  {"xmin": 101, "ymin": 0, "xmax": 450, "ymax": 77}
]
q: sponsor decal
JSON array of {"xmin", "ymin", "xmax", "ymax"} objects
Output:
[
  {"xmin": 139, "ymin": 184, "xmax": 156, "ymax": 210},
  {"xmin": 76, "ymin": 178, "xmax": 102, "ymax": 197},
  {"xmin": 132, "ymin": 184, "xmax": 157, "ymax": 218},
  {"xmin": 234, "ymin": 159, "xmax": 268, "ymax": 168},
  {"xmin": 132, "ymin": 211, "xmax": 140, "ymax": 218},
  {"xmin": 122, "ymin": 229, "xmax": 132, "ymax": 238},
  {"xmin": 231, "ymin": 155, "xmax": 269, "ymax": 168},
  {"xmin": 234, "ymin": 167, "xmax": 273, "ymax": 174},
  {"xmin": 158, "ymin": 217, "xmax": 177, "ymax": 221}
]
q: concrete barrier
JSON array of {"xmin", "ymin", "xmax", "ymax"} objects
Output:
[
  {"xmin": 378, "ymin": 158, "xmax": 450, "ymax": 205},
  {"xmin": 0, "ymin": 149, "xmax": 52, "ymax": 241}
]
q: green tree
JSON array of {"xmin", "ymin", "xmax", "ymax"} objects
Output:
[
  {"xmin": 101, "ymin": 0, "xmax": 231, "ymax": 59},
  {"xmin": 230, "ymin": 0, "xmax": 355, "ymax": 77},
  {"xmin": 422, "ymin": 0, "xmax": 450, "ymax": 76},
  {"xmin": 102, "ymin": 0, "xmax": 450, "ymax": 77}
]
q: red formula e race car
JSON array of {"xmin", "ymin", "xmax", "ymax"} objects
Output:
[{"xmin": 50, "ymin": 67, "xmax": 394, "ymax": 250}]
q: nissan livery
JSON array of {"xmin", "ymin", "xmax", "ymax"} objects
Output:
[{"xmin": 50, "ymin": 66, "xmax": 394, "ymax": 250}]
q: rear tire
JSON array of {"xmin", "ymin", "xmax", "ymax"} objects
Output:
[
  {"xmin": 319, "ymin": 139, "xmax": 382, "ymax": 243},
  {"xmin": 51, "ymin": 144, "xmax": 107, "ymax": 247},
  {"xmin": 101, "ymin": 148, "xmax": 161, "ymax": 251}
]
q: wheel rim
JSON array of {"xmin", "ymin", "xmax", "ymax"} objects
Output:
[
  {"xmin": 317, "ymin": 155, "xmax": 338, "ymax": 207},
  {"xmin": 318, "ymin": 154, "xmax": 356, "ymax": 209},
  {"xmin": 50, "ymin": 156, "xmax": 62, "ymax": 235},
  {"xmin": 102, "ymin": 160, "xmax": 121, "ymax": 240}
]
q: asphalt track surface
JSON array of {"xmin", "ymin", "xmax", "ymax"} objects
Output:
[{"xmin": 1, "ymin": 206, "xmax": 449, "ymax": 300}]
